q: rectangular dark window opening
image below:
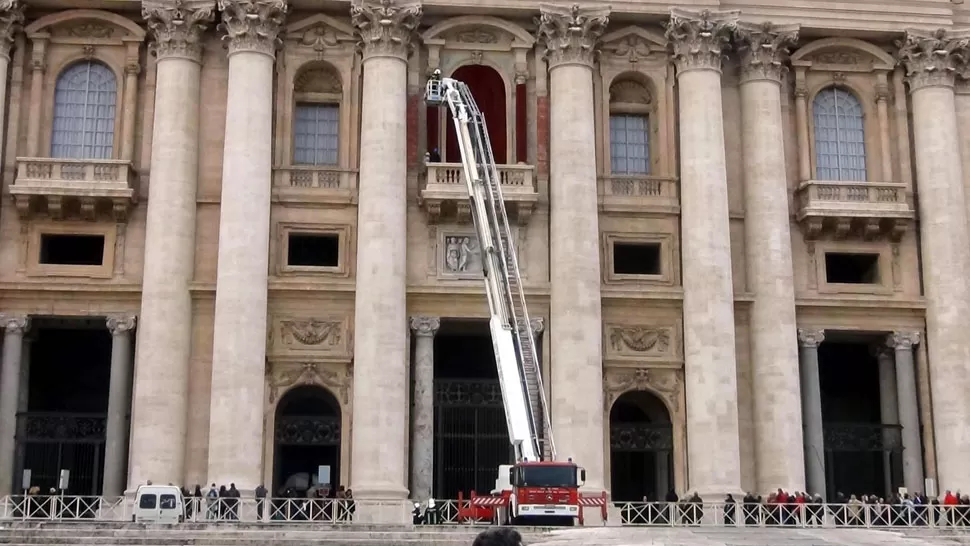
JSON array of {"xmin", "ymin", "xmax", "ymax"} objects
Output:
[
  {"xmin": 39, "ymin": 234, "xmax": 105, "ymax": 266},
  {"xmin": 613, "ymin": 242, "xmax": 662, "ymax": 276},
  {"xmin": 825, "ymin": 252, "xmax": 880, "ymax": 284},
  {"xmin": 287, "ymin": 233, "xmax": 339, "ymax": 268}
]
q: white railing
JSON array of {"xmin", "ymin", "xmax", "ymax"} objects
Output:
[
  {"xmin": 3, "ymin": 496, "xmax": 968, "ymax": 528},
  {"xmin": 613, "ymin": 501, "xmax": 970, "ymax": 528},
  {"xmin": 424, "ymin": 162, "xmax": 536, "ymax": 195},
  {"xmin": 795, "ymin": 180, "xmax": 914, "ymax": 219}
]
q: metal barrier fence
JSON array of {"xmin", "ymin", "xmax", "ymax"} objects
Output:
[{"xmin": 1, "ymin": 496, "xmax": 969, "ymax": 528}]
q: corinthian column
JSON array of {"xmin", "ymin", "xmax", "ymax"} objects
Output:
[
  {"xmin": 536, "ymin": 3, "xmax": 609, "ymax": 492},
  {"xmin": 0, "ymin": 2, "xmax": 22, "ymax": 155},
  {"xmin": 130, "ymin": 0, "xmax": 214, "ymax": 490},
  {"xmin": 897, "ymin": 29, "xmax": 970, "ymax": 491},
  {"xmin": 207, "ymin": 0, "xmax": 286, "ymax": 490},
  {"xmin": 666, "ymin": 8, "xmax": 742, "ymax": 497},
  {"xmin": 348, "ymin": 0, "xmax": 420, "ymax": 518},
  {"xmin": 734, "ymin": 22, "xmax": 804, "ymax": 494}
]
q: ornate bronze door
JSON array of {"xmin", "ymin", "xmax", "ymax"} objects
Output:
[
  {"xmin": 434, "ymin": 379, "xmax": 511, "ymax": 499},
  {"xmin": 17, "ymin": 413, "xmax": 105, "ymax": 495}
]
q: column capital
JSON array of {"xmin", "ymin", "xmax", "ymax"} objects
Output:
[
  {"xmin": 106, "ymin": 314, "xmax": 137, "ymax": 336},
  {"xmin": 143, "ymin": 0, "xmax": 215, "ymax": 63},
  {"xmin": 0, "ymin": 0, "xmax": 23, "ymax": 60},
  {"xmin": 896, "ymin": 28, "xmax": 970, "ymax": 91},
  {"xmin": 887, "ymin": 330, "xmax": 921, "ymax": 350},
  {"xmin": 351, "ymin": 0, "xmax": 422, "ymax": 62},
  {"xmin": 536, "ymin": 3, "xmax": 610, "ymax": 70},
  {"xmin": 0, "ymin": 315, "xmax": 28, "ymax": 335},
  {"xmin": 409, "ymin": 316, "xmax": 440, "ymax": 337},
  {"xmin": 217, "ymin": 0, "xmax": 287, "ymax": 58},
  {"xmin": 797, "ymin": 328, "xmax": 825, "ymax": 348},
  {"xmin": 516, "ymin": 317, "xmax": 545, "ymax": 335},
  {"xmin": 733, "ymin": 21, "xmax": 799, "ymax": 85},
  {"xmin": 869, "ymin": 342, "xmax": 893, "ymax": 360},
  {"xmin": 666, "ymin": 8, "xmax": 739, "ymax": 74}
]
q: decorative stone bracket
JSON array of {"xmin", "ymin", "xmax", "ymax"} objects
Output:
[{"xmin": 10, "ymin": 158, "xmax": 137, "ymax": 222}]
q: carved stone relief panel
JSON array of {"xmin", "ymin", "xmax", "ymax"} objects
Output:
[
  {"xmin": 604, "ymin": 323, "xmax": 680, "ymax": 363},
  {"xmin": 603, "ymin": 367, "xmax": 684, "ymax": 419},
  {"xmin": 443, "ymin": 26, "xmax": 514, "ymax": 50},
  {"xmin": 436, "ymin": 227, "xmax": 522, "ymax": 280},
  {"xmin": 599, "ymin": 26, "xmax": 667, "ymax": 66},
  {"xmin": 265, "ymin": 361, "xmax": 353, "ymax": 407},
  {"xmin": 269, "ymin": 316, "xmax": 352, "ymax": 359}
]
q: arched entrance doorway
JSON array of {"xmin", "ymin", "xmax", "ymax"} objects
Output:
[
  {"xmin": 273, "ymin": 385, "xmax": 341, "ymax": 496},
  {"xmin": 609, "ymin": 390, "xmax": 674, "ymax": 502},
  {"xmin": 441, "ymin": 64, "xmax": 507, "ymax": 164}
]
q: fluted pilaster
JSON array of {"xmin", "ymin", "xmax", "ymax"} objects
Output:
[
  {"xmin": 349, "ymin": 0, "xmax": 420, "ymax": 522},
  {"xmin": 735, "ymin": 21, "xmax": 804, "ymax": 494},
  {"xmin": 665, "ymin": 8, "xmax": 741, "ymax": 497},
  {"xmin": 537, "ymin": 2, "xmax": 609, "ymax": 497},
  {"xmin": 536, "ymin": 3, "xmax": 609, "ymax": 69},
  {"xmin": 667, "ymin": 8, "xmax": 738, "ymax": 73},
  {"xmin": 897, "ymin": 28, "xmax": 970, "ymax": 491},
  {"xmin": 143, "ymin": 0, "xmax": 213, "ymax": 62},
  {"xmin": 217, "ymin": 0, "xmax": 287, "ymax": 57},
  {"xmin": 351, "ymin": 0, "xmax": 420, "ymax": 61},
  {"xmin": 207, "ymin": 0, "xmax": 287, "ymax": 491}
]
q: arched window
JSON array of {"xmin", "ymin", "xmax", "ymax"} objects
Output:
[
  {"xmin": 51, "ymin": 61, "xmax": 117, "ymax": 160},
  {"xmin": 608, "ymin": 78, "xmax": 653, "ymax": 175},
  {"xmin": 292, "ymin": 65, "xmax": 342, "ymax": 166},
  {"xmin": 812, "ymin": 87, "xmax": 867, "ymax": 182}
]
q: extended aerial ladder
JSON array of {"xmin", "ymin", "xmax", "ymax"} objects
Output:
[{"xmin": 424, "ymin": 69, "xmax": 554, "ymax": 465}]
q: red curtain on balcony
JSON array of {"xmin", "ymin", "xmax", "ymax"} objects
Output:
[{"xmin": 444, "ymin": 65, "xmax": 507, "ymax": 165}]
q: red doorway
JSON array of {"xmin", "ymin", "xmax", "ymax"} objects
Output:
[{"xmin": 439, "ymin": 65, "xmax": 507, "ymax": 164}]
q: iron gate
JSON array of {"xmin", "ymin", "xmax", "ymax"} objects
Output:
[
  {"xmin": 434, "ymin": 379, "xmax": 511, "ymax": 499},
  {"xmin": 610, "ymin": 422, "xmax": 674, "ymax": 502},
  {"xmin": 823, "ymin": 423, "xmax": 903, "ymax": 498},
  {"xmin": 16, "ymin": 412, "xmax": 106, "ymax": 495}
]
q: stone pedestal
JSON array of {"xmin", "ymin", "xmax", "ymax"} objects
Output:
[
  {"xmin": 735, "ymin": 22, "xmax": 804, "ymax": 494},
  {"xmin": 666, "ymin": 8, "xmax": 743, "ymax": 497},
  {"xmin": 898, "ymin": 29, "xmax": 970, "ymax": 491},
  {"xmin": 537, "ymin": 3, "xmax": 609, "ymax": 489},
  {"xmin": 130, "ymin": 0, "xmax": 214, "ymax": 489},
  {"xmin": 887, "ymin": 331, "xmax": 925, "ymax": 493},
  {"xmin": 0, "ymin": 316, "xmax": 27, "ymax": 494},
  {"xmin": 348, "ymin": 0, "xmax": 421, "ymax": 510},
  {"xmin": 409, "ymin": 316, "xmax": 439, "ymax": 501},
  {"xmin": 207, "ymin": 0, "xmax": 286, "ymax": 489},
  {"xmin": 104, "ymin": 315, "xmax": 136, "ymax": 498},
  {"xmin": 797, "ymin": 329, "xmax": 826, "ymax": 499}
]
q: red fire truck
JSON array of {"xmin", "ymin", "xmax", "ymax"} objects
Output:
[{"xmin": 426, "ymin": 71, "xmax": 607, "ymax": 526}]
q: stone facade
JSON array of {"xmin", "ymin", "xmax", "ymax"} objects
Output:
[{"xmin": 0, "ymin": 0, "xmax": 967, "ymax": 524}]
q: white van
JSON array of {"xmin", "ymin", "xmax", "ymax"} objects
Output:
[{"xmin": 133, "ymin": 485, "xmax": 185, "ymax": 523}]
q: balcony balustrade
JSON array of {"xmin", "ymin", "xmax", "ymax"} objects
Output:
[
  {"xmin": 421, "ymin": 162, "xmax": 538, "ymax": 225},
  {"xmin": 10, "ymin": 158, "xmax": 136, "ymax": 221},
  {"xmin": 795, "ymin": 180, "xmax": 915, "ymax": 241}
]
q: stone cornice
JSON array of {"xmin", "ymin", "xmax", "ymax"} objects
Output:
[
  {"xmin": 536, "ymin": 3, "xmax": 610, "ymax": 70},
  {"xmin": 666, "ymin": 8, "xmax": 738, "ymax": 74},
  {"xmin": 217, "ymin": 0, "xmax": 288, "ymax": 58},
  {"xmin": 0, "ymin": 0, "xmax": 23, "ymax": 61},
  {"xmin": 143, "ymin": 0, "xmax": 215, "ymax": 63},
  {"xmin": 896, "ymin": 28, "xmax": 970, "ymax": 92},
  {"xmin": 351, "ymin": 0, "xmax": 422, "ymax": 62},
  {"xmin": 734, "ymin": 21, "xmax": 799, "ymax": 85}
]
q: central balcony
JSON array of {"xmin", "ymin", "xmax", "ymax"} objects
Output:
[
  {"xmin": 795, "ymin": 180, "xmax": 915, "ymax": 241},
  {"xmin": 420, "ymin": 162, "xmax": 538, "ymax": 225},
  {"xmin": 10, "ymin": 157, "xmax": 136, "ymax": 221},
  {"xmin": 272, "ymin": 166, "xmax": 358, "ymax": 206}
]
